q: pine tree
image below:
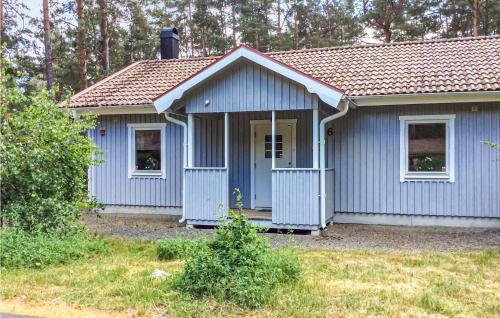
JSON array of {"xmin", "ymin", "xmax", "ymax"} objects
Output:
[
  {"xmin": 239, "ymin": 0, "xmax": 273, "ymax": 51},
  {"xmin": 77, "ymin": 0, "xmax": 88, "ymax": 90},
  {"xmin": 98, "ymin": 0, "xmax": 109, "ymax": 74},
  {"xmin": 362, "ymin": 0, "xmax": 407, "ymax": 43},
  {"xmin": 43, "ymin": 0, "xmax": 54, "ymax": 89}
]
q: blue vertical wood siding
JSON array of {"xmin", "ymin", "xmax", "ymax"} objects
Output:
[
  {"xmin": 328, "ymin": 103, "xmax": 500, "ymax": 218},
  {"xmin": 88, "ymin": 114, "xmax": 183, "ymax": 207},
  {"xmin": 194, "ymin": 116, "xmax": 225, "ymax": 167},
  {"xmin": 89, "ymin": 103, "xmax": 499, "ymax": 221},
  {"xmin": 185, "ymin": 60, "xmax": 319, "ymax": 113},
  {"xmin": 184, "ymin": 168, "xmax": 228, "ymax": 221},
  {"xmin": 272, "ymin": 169, "xmax": 320, "ymax": 226}
]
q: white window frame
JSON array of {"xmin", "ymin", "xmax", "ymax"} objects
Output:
[
  {"xmin": 127, "ymin": 123, "xmax": 167, "ymax": 178},
  {"xmin": 399, "ymin": 114, "xmax": 455, "ymax": 183}
]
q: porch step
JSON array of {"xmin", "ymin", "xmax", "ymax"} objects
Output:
[{"xmin": 242, "ymin": 209, "xmax": 272, "ymax": 221}]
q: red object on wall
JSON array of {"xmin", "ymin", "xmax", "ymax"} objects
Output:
[{"xmin": 99, "ymin": 128, "xmax": 106, "ymax": 136}]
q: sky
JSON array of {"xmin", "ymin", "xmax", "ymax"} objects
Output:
[{"xmin": 23, "ymin": 0, "xmax": 42, "ymax": 17}]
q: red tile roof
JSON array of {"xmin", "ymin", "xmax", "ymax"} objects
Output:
[{"xmin": 69, "ymin": 36, "xmax": 500, "ymax": 108}]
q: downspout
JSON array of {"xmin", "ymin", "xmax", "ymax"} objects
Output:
[
  {"xmin": 319, "ymin": 99, "xmax": 349, "ymax": 229},
  {"xmin": 164, "ymin": 112, "xmax": 187, "ymax": 223}
]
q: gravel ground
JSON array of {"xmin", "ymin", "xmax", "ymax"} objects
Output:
[{"xmin": 85, "ymin": 213, "xmax": 500, "ymax": 252}]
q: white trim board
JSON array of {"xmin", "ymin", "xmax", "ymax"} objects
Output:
[
  {"xmin": 250, "ymin": 119, "xmax": 297, "ymax": 209},
  {"xmin": 352, "ymin": 91, "xmax": 500, "ymax": 106},
  {"xmin": 153, "ymin": 46, "xmax": 344, "ymax": 113},
  {"xmin": 333, "ymin": 212, "xmax": 500, "ymax": 228},
  {"xmin": 102, "ymin": 205, "xmax": 182, "ymax": 216},
  {"xmin": 127, "ymin": 123, "xmax": 167, "ymax": 179}
]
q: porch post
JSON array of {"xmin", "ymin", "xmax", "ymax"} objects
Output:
[
  {"xmin": 224, "ymin": 113, "xmax": 229, "ymax": 169},
  {"xmin": 271, "ymin": 111, "xmax": 276, "ymax": 169},
  {"xmin": 187, "ymin": 113, "xmax": 194, "ymax": 168},
  {"xmin": 313, "ymin": 109, "xmax": 319, "ymax": 169}
]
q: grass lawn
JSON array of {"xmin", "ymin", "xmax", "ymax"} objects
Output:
[{"xmin": 1, "ymin": 238, "xmax": 499, "ymax": 318}]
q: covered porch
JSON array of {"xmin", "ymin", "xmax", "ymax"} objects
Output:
[
  {"xmin": 153, "ymin": 45, "xmax": 348, "ymax": 231},
  {"xmin": 183, "ymin": 109, "xmax": 335, "ymax": 231}
]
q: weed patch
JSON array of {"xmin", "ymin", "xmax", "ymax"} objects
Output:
[
  {"xmin": 0, "ymin": 230, "xmax": 106, "ymax": 269},
  {"xmin": 155, "ymin": 239, "xmax": 206, "ymax": 260}
]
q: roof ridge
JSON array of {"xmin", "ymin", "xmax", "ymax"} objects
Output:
[
  {"xmin": 137, "ymin": 35, "xmax": 500, "ymax": 62},
  {"xmin": 268, "ymin": 35, "xmax": 500, "ymax": 55},
  {"xmin": 141, "ymin": 55, "xmax": 219, "ymax": 63}
]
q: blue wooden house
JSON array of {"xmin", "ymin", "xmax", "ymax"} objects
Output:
[{"xmin": 69, "ymin": 29, "xmax": 500, "ymax": 232}]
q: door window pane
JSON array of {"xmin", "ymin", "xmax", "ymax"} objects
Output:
[
  {"xmin": 135, "ymin": 130, "xmax": 161, "ymax": 170},
  {"xmin": 408, "ymin": 123, "xmax": 446, "ymax": 172},
  {"xmin": 264, "ymin": 134, "xmax": 283, "ymax": 159}
]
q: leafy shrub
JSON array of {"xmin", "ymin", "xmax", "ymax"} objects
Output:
[
  {"xmin": 0, "ymin": 229, "xmax": 106, "ymax": 269},
  {"xmin": 0, "ymin": 72, "xmax": 102, "ymax": 234},
  {"xmin": 174, "ymin": 190, "xmax": 301, "ymax": 308},
  {"xmin": 156, "ymin": 239, "xmax": 206, "ymax": 260}
]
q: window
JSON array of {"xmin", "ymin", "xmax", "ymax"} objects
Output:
[
  {"xmin": 399, "ymin": 115, "xmax": 455, "ymax": 182},
  {"xmin": 264, "ymin": 134, "xmax": 283, "ymax": 158},
  {"xmin": 128, "ymin": 123, "xmax": 166, "ymax": 178}
]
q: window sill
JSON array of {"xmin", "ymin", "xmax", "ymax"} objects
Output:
[
  {"xmin": 401, "ymin": 174, "xmax": 453, "ymax": 183},
  {"xmin": 129, "ymin": 171, "xmax": 165, "ymax": 178}
]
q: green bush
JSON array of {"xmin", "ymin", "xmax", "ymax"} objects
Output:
[
  {"xmin": 174, "ymin": 190, "xmax": 301, "ymax": 308},
  {"xmin": 0, "ymin": 229, "xmax": 106, "ymax": 269},
  {"xmin": 0, "ymin": 70, "xmax": 102, "ymax": 234},
  {"xmin": 156, "ymin": 239, "xmax": 206, "ymax": 260}
]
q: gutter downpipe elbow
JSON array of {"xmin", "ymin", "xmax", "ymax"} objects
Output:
[
  {"xmin": 319, "ymin": 99, "xmax": 349, "ymax": 229},
  {"xmin": 164, "ymin": 112, "xmax": 187, "ymax": 223}
]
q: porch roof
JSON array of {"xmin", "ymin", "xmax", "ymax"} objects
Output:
[{"xmin": 152, "ymin": 45, "xmax": 345, "ymax": 113}]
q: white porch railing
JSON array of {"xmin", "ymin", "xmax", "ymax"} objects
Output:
[
  {"xmin": 272, "ymin": 169, "xmax": 320, "ymax": 227},
  {"xmin": 184, "ymin": 168, "xmax": 228, "ymax": 222}
]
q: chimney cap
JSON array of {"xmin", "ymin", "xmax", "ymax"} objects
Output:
[{"xmin": 160, "ymin": 28, "xmax": 179, "ymax": 40}]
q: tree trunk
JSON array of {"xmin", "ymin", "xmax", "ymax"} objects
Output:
[
  {"xmin": 99, "ymin": 0, "xmax": 109, "ymax": 75},
  {"xmin": 383, "ymin": 25, "xmax": 392, "ymax": 43},
  {"xmin": 0, "ymin": 0, "xmax": 3, "ymax": 36},
  {"xmin": 294, "ymin": 13, "xmax": 299, "ymax": 49},
  {"xmin": 0, "ymin": 0, "xmax": 3, "ymax": 66},
  {"xmin": 326, "ymin": 2, "xmax": 333, "ymax": 46},
  {"xmin": 0, "ymin": 0, "xmax": 3, "ymax": 62},
  {"xmin": 471, "ymin": 0, "xmax": 479, "ymax": 36},
  {"xmin": 187, "ymin": 0, "xmax": 194, "ymax": 57},
  {"xmin": 231, "ymin": 0, "xmax": 237, "ymax": 46},
  {"xmin": 76, "ymin": 0, "xmax": 88, "ymax": 90},
  {"xmin": 277, "ymin": 0, "xmax": 281, "ymax": 35},
  {"xmin": 43, "ymin": 0, "xmax": 53, "ymax": 90},
  {"xmin": 483, "ymin": 0, "xmax": 489, "ymax": 34}
]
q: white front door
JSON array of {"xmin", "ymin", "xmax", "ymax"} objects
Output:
[{"xmin": 253, "ymin": 121, "xmax": 296, "ymax": 209}]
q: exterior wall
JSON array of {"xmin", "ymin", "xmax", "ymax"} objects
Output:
[
  {"xmin": 89, "ymin": 103, "xmax": 500, "ymax": 224},
  {"xmin": 194, "ymin": 116, "xmax": 225, "ymax": 167},
  {"xmin": 185, "ymin": 60, "xmax": 319, "ymax": 113},
  {"xmin": 88, "ymin": 114, "xmax": 183, "ymax": 207},
  {"xmin": 328, "ymin": 103, "xmax": 500, "ymax": 218}
]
